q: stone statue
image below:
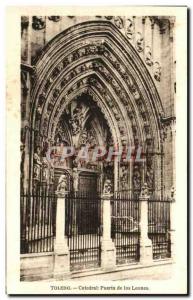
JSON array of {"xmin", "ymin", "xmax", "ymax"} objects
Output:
[
  {"xmin": 133, "ymin": 168, "xmax": 141, "ymax": 190},
  {"xmin": 32, "ymin": 16, "xmax": 46, "ymax": 30},
  {"xmin": 69, "ymin": 105, "xmax": 84, "ymax": 135},
  {"xmin": 145, "ymin": 46, "xmax": 153, "ymax": 66},
  {"xmin": 42, "ymin": 157, "xmax": 49, "ymax": 181},
  {"xmin": 33, "ymin": 146, "xmax": 42, "ymax": 180},
  {"xmin": 154, "ymin": 62, "xmax": 161, "ymax": 82},
  {"xmin": 56, "ymin": 174, "xmax": 68, "ymax": 194},
  {"xmin": 140, "ymin": 183, "xmax": 149, "ymax": 198},
  {"xmin": 103, "ymin": 179, "xmax": 112, "ymax": 196},
  {"xmin": 136, "ymin": 33, "xmax": 144, "ymax": 52},
  {"xmin": 80, "ymin": 130, "xmax": 88, "ymax": 145}
]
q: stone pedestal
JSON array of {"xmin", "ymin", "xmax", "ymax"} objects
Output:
[
  {"xmin": 54, "ymin": 245, "xmax": 70, "ymax": 280},
  {"xmin": 53, "ymin": 190, "xmax": 70, "ymax": 279},
  {"xmin": 101, "ymin": 239, "xmax": 116, "ymax": 270},
  {"xmin": 101, "ymin": 183, "xmax": 116, "ymax": 270},
  {"xmin": 139, "ymin": 185, "xmax": 153, "ymax": 265}
]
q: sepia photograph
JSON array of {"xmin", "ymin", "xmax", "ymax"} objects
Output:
[{"xmin": 6, "ymin": 6, "xmax": 187, "ymax": 295}]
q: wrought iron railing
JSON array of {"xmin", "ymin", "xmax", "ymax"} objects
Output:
[
  {"xmin": 111, "ymin": 192, "xmax": 140, "ymax": 264},
  {"xmin": 65, "ymin": 191, "xmax": 102, "ymax": 271},
  {"xmin": 20, "ymin": 188, "xmax": 172, "ymax": 265},
  {"xmin": 20, "ymin": 186, "xmax": 56, "ymax": 254},
  {"xmin": 148, "ymin": 198, "xmax": 171, "ymax": 259}
]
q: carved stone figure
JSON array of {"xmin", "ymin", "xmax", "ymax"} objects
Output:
[
  {"xmin": 69, "ymin": 105, "xmax": 84, "ymax": 135},
  {"xmin": 140, "ymin": 183, "xmax": 149, "ymax": 197},
  {"xmin": 133, "ymin": 166, "xmax": 141, "ymax": 190},
  {"xmin": 136, "ymin": 32, "xmax": 144, "ymax": 52},
  {"xmin": 145, "ymin": 46, "xmax": 153, "ymax": 66},
  {"xmin": 103, "ymin": 179, "xmax": 112, "ymax": 196},
  {"xmin": 33, "ymin": 147, "xmax": 42, "ymax": 180},
  {"xmin": 132, "ymin": 87, "xmax": 140, "ymax": 100},
  {"xmin": 120, "ymin": 165, "xmax": 128, "ymax": 190},
  {"xmin": 32, "ymin": 16, "xmax": 46, "ymax": 30},
  {"xmin": 79, "ymin": 130, "xmax": 88, "ymax": 145},
  {"xmin": 56, "ymin": 174, "xmax": 68, "ymax": 193},
  {"xmin": 146, "ymin": 169, "xmax": 154, "ymax": 189},
  {"xmin": 42, "ymin": 157, "xmax": 49, "ymax": 181},
  {"xmin": 114, "ymin": 17, "xmax": 124, "ymax": 29},
  {"xmin": 36, "ymin": 105, "xmax": 42, "ymax": 121},
  {"xmin": 126, "ymin": 19, "xmax": 134, "ymax": 39},
  {"xmin": 154, "ymin": 62, "xmax": 161, "ymax": 81}
]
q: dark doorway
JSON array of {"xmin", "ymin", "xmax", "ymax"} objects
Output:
[
  {"xmin": 79, "ymin": 171, "xmax": 98, "ymax": 193},
  {"xmin": 77, "ymin": 171, "xmax": 99, "ymax": 234}
]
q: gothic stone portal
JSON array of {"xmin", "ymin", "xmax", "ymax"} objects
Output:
[{"xmin": 20, "ymin": 17, "xmax": 175, "ymax": 277}]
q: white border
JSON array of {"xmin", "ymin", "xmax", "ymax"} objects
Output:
[{"xmin": 0, "ymin": 0, "xmax": 190, "ymax": 298}]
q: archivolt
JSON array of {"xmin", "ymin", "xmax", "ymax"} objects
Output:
[{"xmin": 31, "ymin": 20, "xmax": 164, "ymax": 151}]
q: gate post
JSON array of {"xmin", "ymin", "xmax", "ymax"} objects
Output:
[
  {"xmin": 53, "ymin": 175, "xmax": 70, "ymax": 279},
  {"xmin": 170, "ymin": 186, "xmax": 176, "ymax": 258},
  {"xmin": 139, "ymin": 183, "xmax": 153, "ymax": 265},
  {"xmin": 101, "ymin": 179, "xmax": 116, "ymax": 270}
]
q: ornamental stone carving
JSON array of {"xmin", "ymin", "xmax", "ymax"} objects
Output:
[
  {"xmin": 114, "ymin": 17, "xmax": 124, "ymax": 29},
  {"xmin": 48, "ymin": 16, "xmax": 61, "ymax": 22},
  {"xmin": 146, "ymin": 157, "xmax": 154, "ymax": 189},
  {"xmin": 32, "ymin": 16, "xmax": 46, "ymax": 30},
  {"xmin": 154, "ymin": 62, "xmax": 161, "ymax": 82},
  {"xmin": 21, "ymin": 70, "xmax": 28, "ymax": 96},
  {"xmin": 69, "ymin": 105, "xmax": 84, "ymax": 135},
  {"xmin": 103, "ymin": 179, "xmax": 112, "ymax": 196},
  {"xmin": 140, "ymin": 183, "xmax": 149, "ymax": 198},
  {"xmin": 136, "ymin": 32, "xmax": 144, "ymax": 52},
  {"xmin": 126, "ymin": 18, "xmax": 134, "ymax": 39},
  {"xmin": 105, "ymin": 16, "xmax": 113, "ymax": 20},
  {"xmin": 133, "ymin": 165, "xmax": 141, "ymax": 190},
  {"xmin": 145, "ymin": 46, "xmax": 153, "ymax": 66},
  {"xmin": 120, "ymin": 165, "xmax": 128, "ymax": 190},
  {"xmin": 42, "ymin": 157, "xmax": 49, "ymax": 181},
  {"xmin": 56, "ymin": 174, "xmax": 68, "ymax": 194},
  {"xmin": 79, "ymin": 130, "xmax": 88, "ymax": 145},
  {"xmin": 33, "ymin": 146, "xmax": 42, "ymax": 180}
]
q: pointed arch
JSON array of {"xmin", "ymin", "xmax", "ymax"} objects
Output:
[{"xmin": 29, "ymin": 20, "xmax": 165, "ymax": 195}]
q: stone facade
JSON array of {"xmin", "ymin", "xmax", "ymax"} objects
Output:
[
  {"xmin": 20, "ymin": 16, "xmax": 176, "ymax": 280},
  {"xmin": 21, "ymin": 16, "xmax": 176, "ymax": 198}
]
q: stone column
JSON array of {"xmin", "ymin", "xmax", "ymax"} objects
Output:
[
  {"xmin": 101, "ymin": 179, "xmax": 116, "ymax": 270},
  {"xmin": 139, "ymin": 183, "xmax": 153, "ymax": 265},
  {"xmin": 170, "ymin": 186, "xmax": 176, "ymax": 258},
  {"xmin": 53, "ymin": 175, "xmax": 70, "ymax": 279}
]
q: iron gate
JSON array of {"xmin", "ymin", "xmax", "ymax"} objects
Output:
[
  {"xmin": 20, "ymin": 187, "xmax": 172, "ymax": 266},
  {"xmin": 66, "ymin": 191, "xmax": 102, "ymax": 271},
  {"xmin": 111, "ymin": 192, "xmax": 140, "ymax": 265},
  {"xmin": 20, "ymin": 184, "xmax": 56, "ymax": 254},
  {"xmin": 148, "ymin": 198, "xmax": 171, "ymax": 259}
]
